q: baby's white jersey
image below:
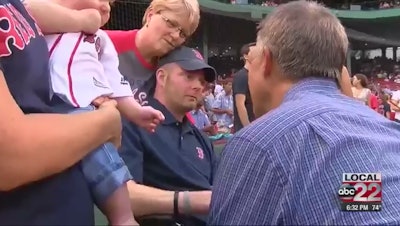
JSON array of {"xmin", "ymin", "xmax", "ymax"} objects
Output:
[{"xmin": 45, "ymin": 29, "xmax": 132, "ymax": 107}]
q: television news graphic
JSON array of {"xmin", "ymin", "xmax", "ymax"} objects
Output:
[{"xmin": 338, "ymin": 173, "xmax": 382, "ymax": 212}]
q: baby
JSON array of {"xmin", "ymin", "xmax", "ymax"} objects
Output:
[{"xmin": 45, "ymin": 0, "xmax": 164, "ymax": 225}]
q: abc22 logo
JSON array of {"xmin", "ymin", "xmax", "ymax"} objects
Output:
[{"xmin": 338, "ymin": 173, "xmax": 382, "ymax": 211}]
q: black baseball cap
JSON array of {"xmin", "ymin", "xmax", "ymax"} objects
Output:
[{"xmin": 157, "ymin": 46, "xmax": 217, "ymax": 83}]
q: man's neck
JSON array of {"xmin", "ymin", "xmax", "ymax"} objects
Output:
[
  {"xmin": 135, "ymin": 29, "xmax": 158, "ymax": 64},
  {"xmin": 154, "ymin": 94, "xmax": 186, "ymax": 122},
  {"xmin": 255, "ymin": 79, "xmax": 294, "ymax": 118}
]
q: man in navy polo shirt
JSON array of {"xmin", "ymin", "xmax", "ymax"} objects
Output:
[
  {"xmin": 0, "ymin": 0, "xmax": 122, "ymax": 224},
  {"xmin": 120, "ymin": 46, "xmax": 217, "ymax": 226}
]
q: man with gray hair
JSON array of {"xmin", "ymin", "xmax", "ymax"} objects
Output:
[{"xmin": 209, "ymin": 1, "xmax": 400, "ymax": 225}]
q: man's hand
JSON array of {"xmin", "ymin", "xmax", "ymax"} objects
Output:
[
  {"xmin": 97, "ymin": 100, "xmax": 122, "ymax": 148},
  {"xmin": 77, "ymin": 9, "xmax": 102, "ymax": 34},
  {"xmin": 134, "ymin": 106, "xmax": 165, "ymax": 133}
]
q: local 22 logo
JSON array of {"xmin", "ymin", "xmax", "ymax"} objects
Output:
[{"xmin": 338, "ymin": 173, "xmax": 382, "ymax": 211}]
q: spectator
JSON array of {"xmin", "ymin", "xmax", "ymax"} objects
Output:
[
  {"xmin": 106, "ymin": 0, "xmax": 200, "ymax": 125},
  {"xmin": 351, "ymin": 73, "xmax": 371, "ymax": 106},
  {"xmin": 209, "ymin": 1, "xmax": 400, "ymax": 225},
  {"xmin": 214, "ymin": 81, "xmax": 224, "ymax": 97},
  {"xmin": 1, "ymin": 1, "xmax": 122, "ymax": 224},
  {"xmin": 370, "ymin": 92, "xmax": 379, "ymax": 111},
  {"xmin": 367, "ymin": 85, "xmax": 379, "ymax": 111},
  {"xmin": 232, "ymin": 43, "xmax": 256, "ymax": 132},
  {"xmin": 120, "ymin": 47, "xmax": 217, "ymax": 226},
  {"xmin": 106, "ymin": 0, "xmax": 200, "ymax": 105},
  {"xmin": 391, "ymin": 89, "xmax": 400, "ymax": 122},
  {"xmin": 382, "ymin": 94, "xmax": 392, "ymax": 119},
  {"xmin": 338, "ymin": 66, "xmax": 354, "ymax": 98},
  {"xmin": 191, "ymin": 98, "xmax": 216, "ymax": 135},
  {"xmin": 212, "ymin": 80, "xmax": 233, "ymax": 128},
  {"xmin": 203, "ymin": 84, "xmax": 215, "ymax": 120}
]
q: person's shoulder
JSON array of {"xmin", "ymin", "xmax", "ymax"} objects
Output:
[
  {"xmin": 233, "ymin": 69, "xmax": 247, "ymax": 78},
  {"xmin": 233, "ymin": 69, "xmax": 248, "ymax": 85},
  {"xmin": 103, "ymin": 29, "xmax": 137, "ymax": 54},
  {"xmin": 238, "ymin": 105, "xmax": 303, "ymax": 139},
  {"xmin": 97, "ymin": 29, "xmax": 116, "ymax": 47},
  {"xmin": 103, "ymin": 29, "xmax": 136, "ymax": 39},
  {"xmin": 236, "ymin": 67, "xmax": 247, "ymax": 75},
  {"xmin": 237, "ymin": 96, "xmax": 331, "ymax": 143},
  {"xmin": 46, "ymin": 32, "xmax": 84, "ymax": 51},
  {"xmin": 96, "ymin": 29, "xmax": 108, "ymax": 38},
  {"xmin": 364, "ymin": 88, "xmax": 371, "ymax": 93}
]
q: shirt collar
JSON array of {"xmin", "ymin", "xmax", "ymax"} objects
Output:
[
  {"xmin": 192, "ymin": 109, "xmax": 201, "ymax": 114},
  {"xmin": 283, "ymin": 78, "xmax": 340, "ymax": 102}
]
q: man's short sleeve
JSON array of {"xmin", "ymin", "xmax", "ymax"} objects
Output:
[
  {"xmin": 233, "ymin": 71, "xmax": 248, "ymax": 96},
  {"xmin": 119, "ymin": 119, "xmax": 144, "ymax": 182}
]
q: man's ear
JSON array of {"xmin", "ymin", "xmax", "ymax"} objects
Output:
[
  {"xmin": 263, "ymin": 47, "xmax": 273, "ymax": 78},
  {"xmin": 243, "ymin": 54, "xmax": 249, "ymax": 61},
  {"xmin": 156, "ymin": 68, "xmax": 167, "ymax": 87}
]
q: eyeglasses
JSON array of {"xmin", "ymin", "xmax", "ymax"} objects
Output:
[{"xmin": 158, "ymin": 13, "xmax": 187, "ymax": 39}]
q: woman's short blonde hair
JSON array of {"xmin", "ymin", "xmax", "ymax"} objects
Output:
[{"xmin": 142, "ymin": 0, "xmax": 200, "ymax": 35}]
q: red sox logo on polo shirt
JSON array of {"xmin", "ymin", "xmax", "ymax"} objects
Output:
[{"xmin": 196, "ymin": 147, "xmax": 204, "ymax": 160}]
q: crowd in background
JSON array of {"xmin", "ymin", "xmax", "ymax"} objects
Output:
[
  {"xmin": 228, "ymin": 0, "xmax": 400, "ymax": 10},
  {"xmin": 190, "ymin": 78, "xmax": 234, "ymax": 135},
  {"xmin": 189, "ymin": 67, "xmax": 400, "ymax": 138}
]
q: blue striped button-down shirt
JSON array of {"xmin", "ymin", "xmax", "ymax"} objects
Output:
[{"xmin": 208, "ymin": 78, "xmax": 400, "ymax": 225}]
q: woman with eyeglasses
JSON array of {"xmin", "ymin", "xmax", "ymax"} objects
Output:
[{"xmin": 105, "ymin": 0, "xmax": 200, "ymax": 105}]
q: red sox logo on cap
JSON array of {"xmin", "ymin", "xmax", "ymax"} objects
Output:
[{"xmin": 192, "ymin": 49, "xmax": 204, "ymax": 61}]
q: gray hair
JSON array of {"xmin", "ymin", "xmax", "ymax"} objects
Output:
[{"xmin": 257, "ymin": 1, "xmax": 348, "ymax": 80}]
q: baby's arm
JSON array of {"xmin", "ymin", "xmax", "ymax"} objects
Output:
[
  {"xmin": 98, "ymin": 31, "xmax": 164, "ymax": 131},
  {"xmin": 115, "ymin": 96, "xmax": 142, "ymax": 122},
  {"xmin": 24, "ymin": 0, "xmax": 101, "ymax": 34}
]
